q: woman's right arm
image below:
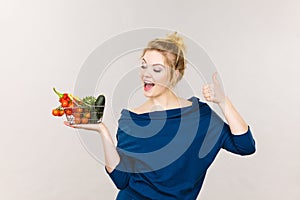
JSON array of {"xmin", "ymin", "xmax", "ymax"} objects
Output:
[{"xmin": 97, "ymin": 123, "xmax": 120, "ymax": 173}]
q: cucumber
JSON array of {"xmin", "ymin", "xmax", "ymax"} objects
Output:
[{"xmin": 94, "ymin": 94, "xmax": 105, "ymax": 120}]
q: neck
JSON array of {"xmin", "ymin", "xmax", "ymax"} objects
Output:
[{"xmin": 147, "ymin": 90, "xmax": 180, "ymax": 110}]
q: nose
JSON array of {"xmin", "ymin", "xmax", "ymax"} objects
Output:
[
  {"xmin": 140, "ymin": 66, "xmax": 153, "ymax": 78},
  {"xmin": 144, "ymin": 68, "xmax": 152, "ymax": 77}
]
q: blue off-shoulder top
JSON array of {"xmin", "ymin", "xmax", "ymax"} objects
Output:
[{"xmin": 106, "ymin": 96, "xmax": 256, "ymax": 200}]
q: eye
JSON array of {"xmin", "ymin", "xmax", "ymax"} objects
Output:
[
  {"xmin": 140, "ymin": 64, "xmax": 147, "ymax": 69},
  {"xmin": 153, "ymin": 67, "xmax": 162, "ymax": 73}
]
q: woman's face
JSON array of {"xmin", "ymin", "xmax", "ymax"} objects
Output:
[{"xmin": 139, "ymin": 50, "xmax": 174, "ymax": 98}]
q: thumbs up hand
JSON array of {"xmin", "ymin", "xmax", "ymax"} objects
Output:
[{"xmin": 202, "ymin": 72, "xmax": 225, "ymax": 104}]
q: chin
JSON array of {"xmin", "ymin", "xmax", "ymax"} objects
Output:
[
  {"xmin": 143, "ymin": 91, "xmax": 154, "ymax": 98},
  {"xmin": 143, "ymin": 90, "xmax": 165, "ymax": 99}
]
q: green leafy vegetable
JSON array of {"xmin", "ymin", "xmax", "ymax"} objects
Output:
[{"xmin": 82, "ymin": 96, "xmax": 96, "ymax": 106}]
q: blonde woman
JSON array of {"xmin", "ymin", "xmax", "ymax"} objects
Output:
[{"xmin": 65, "ymin": 32, "xmax": 256, "ymax": 200}]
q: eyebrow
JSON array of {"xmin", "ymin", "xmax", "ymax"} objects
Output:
[{"xmin": 142, "ymin": 58, "xmax": 165, "ymax": 68}]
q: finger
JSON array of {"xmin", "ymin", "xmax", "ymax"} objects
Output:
[
  {"xmin": 203, "ymin": 93, "xmax": 211, "ymax": 98},
  {"xmin": 202, "ymin": 89, "xmax": 209, "ymax": 95},
  {"xmin": 64, "ymin": 121, "xmax": 74, "ymax": 128},
  {"xmin": 204, "ymin": 88, "xmax": 213, "ymax": 95},
  {"xmin": 205, "ymin": 96, "xmax": 212, "ymax": 101},
  {"xmin": 72, "ymin": 124, "xmax": 83, "ymax": 129},
  {"xmin": 64, "ymin": 121, "xmax": 82, "ymax": 129},
  {"xmin": 202, "ymin": 85, "xmax": 211, "ymax": 92},
  {"xmin": 212, "ymin": 72, "xmax": 219, "ymax": 85},
  {"xmin": 202, "ymin": 84, "xmax": 210, "ymax": 90}
]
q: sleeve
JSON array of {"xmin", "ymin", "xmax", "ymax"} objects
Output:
[
  {"xmin": 105, "ymin": 151, "xmax": 131, "ymax": 189},
  {"xmin": 221, "ymin": 123, "xmax": 256, "ymax": 156}
]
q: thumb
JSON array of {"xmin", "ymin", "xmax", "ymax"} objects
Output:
[{"xmin": 212, "ymin": 72, "xmax": 219, "ymax": 84}]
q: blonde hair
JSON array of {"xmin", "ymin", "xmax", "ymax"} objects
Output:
[{"xmin": 141, "ymin": 32, "xmax": 187, "ymax": 87}]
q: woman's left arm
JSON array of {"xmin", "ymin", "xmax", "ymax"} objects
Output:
[{"xmin": 202, "ymin": 72, "xmax": 248, "ymax": 135}]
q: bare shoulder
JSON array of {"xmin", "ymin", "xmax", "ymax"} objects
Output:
[
  {"xmin": 128, "ymin": 102, "xmax": 149, "ymax": 114},
  {"xmin": 178, "ymin": 97, "xmax": 193, "ymax": 107}
]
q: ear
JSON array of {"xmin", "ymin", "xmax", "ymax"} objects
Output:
[
  {"xmin": 175, "ymin": 69, "xmax": 180, "ymax": 79},
  {"xmin": 170, "ymin": 69, "xmax": 180, "ymax": 87}
]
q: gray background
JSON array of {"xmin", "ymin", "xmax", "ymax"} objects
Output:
[{"xmin": 0, "ymin": 0, "xmax": 299, "ymax": 199}]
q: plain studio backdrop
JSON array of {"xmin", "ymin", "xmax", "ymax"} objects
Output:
[{"xmin": 0, "ymin": 0, "xmax": 299, "ymax": 199}]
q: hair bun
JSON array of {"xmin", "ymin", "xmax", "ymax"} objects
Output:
[{"xmin": 166, "ymin": 32, "xmax": 186, "ymax": 53}]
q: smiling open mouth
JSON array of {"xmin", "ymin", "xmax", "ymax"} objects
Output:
[{"xmin": 144, "ymin": 82, "xmax": 155, "ymax": 91}]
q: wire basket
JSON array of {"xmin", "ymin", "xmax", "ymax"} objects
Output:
[{"xmin": 64, "ymin": 105, "xmax": 105, "ymax": 125}]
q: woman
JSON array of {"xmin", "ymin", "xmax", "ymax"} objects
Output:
[{"xmin": 65, "ymin": 32, "xmax": 256, "ymax": 200}]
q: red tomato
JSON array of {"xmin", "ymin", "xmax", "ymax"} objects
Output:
[
  {"xmin": 81, "ymin": 117, "xmax": 89, "ymax": 124},
  {"xmin": 75, "ymin": 107, "xmax": 83, "ymax": 113},
  {"xmin": 75, "ymin": 117, "xmax": 81, "ymax": 124},
  {"xmin": 68, "ymin": 102, "xmax": 74, "ymax": 108},
  {"xmin": 73, "ymin": 112, "xmax": 81, "ymax": 118},
  {"xmin": 58, "ymin": 109, "xmax": 65, "ymax": 116},
  {"xmin": 61, "ymin": 99, "xmax": 69, "ymax": 107},
  {"xmin": 52, "ymin": 109, "xmax": 59, "ymax": 116},
  {"xmin": 84, "ymin": 112, "xmax": 91, "ymax": 119},
  {"xmin": 63, "ymin": 93, "xmax": 68, "ymax": 99},
  {"xmin": 65, "ymin": 109, "xmax": 72, "ymax": 115}
]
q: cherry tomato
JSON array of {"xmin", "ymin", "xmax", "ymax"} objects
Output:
[
  {"xmin": 63, "ymin": 93, "xmax": 68, "ymax": 99},
  {"xmin": 61, "ymin": 99, "xmax": 69, "ymax": 107},
  {"xmin": 73, "ymin": 112, "xmax": 81, "ymax": 118},
  {"xmin": 58, "ymin": 109, "xmax": 65, "ymax": 116},
  {"xmin": 75, "ymin": 117, "xmax": 81, "ymax": 124},
  {"xmin": 52, "ymin": 109, "xmax": 59, "ymax": 116},
  {"xmin": 64, "ymin": 97, "xmax": 70, "ymax": 102},
  {"xmin": 65, "ymin": 109, "xmax": 72, "ymax": 115},
  {"xmin": 75, "ymin": 107, "xmax": 83, "ymax": 113},
  {"xmin": 81, "ymin": 117, "xmax": 89, "ymax": 124},
  {"xmin": 68, "ymin": 102, "xmax": 74, "ymax": 108},
  {"xmin": 84, "ymin": 112, "xmax": 91, "ymax": 119}
]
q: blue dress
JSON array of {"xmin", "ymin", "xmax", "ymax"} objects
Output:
[{"xmin": 106, "ymin": 96, "xmax": 256, "ymax": 200}]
